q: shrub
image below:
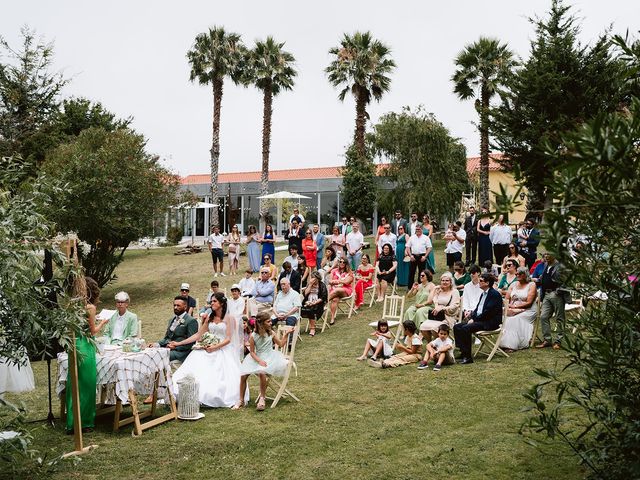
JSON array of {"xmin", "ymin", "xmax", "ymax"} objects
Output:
[{"xmin": 166, "ymin": 226, "xmax": 184, "ymax": 245}]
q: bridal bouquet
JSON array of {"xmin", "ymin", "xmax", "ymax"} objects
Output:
[{"xmin": 195, "ymin": 332, "xmax": 221, "ymax": 349}]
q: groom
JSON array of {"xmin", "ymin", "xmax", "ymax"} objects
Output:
[{"xmin": 149, "ymin": 296, "xmax": 198, "ymax": 363}]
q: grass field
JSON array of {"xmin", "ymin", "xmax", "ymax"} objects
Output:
[{"xmin": 6, "ymin": 239, "xmax": 585, "ymax": 480}]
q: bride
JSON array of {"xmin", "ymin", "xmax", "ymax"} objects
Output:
[{"xmin": 171, "ymin": 292, "xmax": 248, "ymax": 407}]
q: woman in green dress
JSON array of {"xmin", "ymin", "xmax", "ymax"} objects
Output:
[
  {"xmin": 423, "ymin": 215, "xmax": 436, "ymax": 273},
  {"xmin": 395, "ymin": 224, "xmax": 410, "ymax": 287},
  {"xmin": 404, "ymin": 270, "xmax": 436, "ymax": 321},
  {"xmin": 66, "ymin": 276, "xmax": 105, "ymax": 434},
  {"xmin": 452, "ymin": 261, "xmax": 471, "ymax": 296}
]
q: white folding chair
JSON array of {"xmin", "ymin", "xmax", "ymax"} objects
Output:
[
  {"xmin": 529, "ymin": 296, "xmax": 541, "ymax": 348},
  {"xmin": 266, "ymin": 323, "xmax": 301, "ymax": 408},
  {"xmin": 335, "ymin": 292, "xmax": 355, "ymax": 319},
  {"xmin": 368, "ymin": 294, "xmax": 406, "ymax": 349},
  {"xmin": 473, "ymin": 298, "xmax": 509, "ymax": 361}
]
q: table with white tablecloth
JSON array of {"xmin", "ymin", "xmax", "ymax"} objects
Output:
[{"xmin": 56, "ymin": 347, "xmax": 176, "ymax": 436}]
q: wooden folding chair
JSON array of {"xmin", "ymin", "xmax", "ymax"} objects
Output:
[
  {"xmin": 366, "ymin": 271, "xmax": 378, "ymax": 308},
  {"xmin": 529, "ymin": 296, "xmax": 541, "ymax": 348},
  {"xmin": 266, "ymin": 322, "xmax": 301, "ymax": 408},
  {"xmin": 335, "ymin": 292, "xmax": 355, "ymax": 319},
  {"xmin": 368, "ymin": 294, "xmax": 406, "ymax": 349},
  {"xmin": 473, "ymin": 298, "xmax": 509, "ymax": 362},
  {"xmin": 304, "ymin": 304, "xmax": 329, "ymax": 333}
]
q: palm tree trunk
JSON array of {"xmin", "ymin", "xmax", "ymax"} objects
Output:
[
  {"xmin": 479, "ymin": 84, "xmax": 490, "ymax": 210},
  {"xmin": 209, "ymin": 78, "xmax": 223, "ymax": 229},
  {"xmin": 354, "ymin": 86, "xmax": 367, "ymax": 159},
  {"xmin": 259, "ymin": 83, "xmax": 273, "ymax": 232}
]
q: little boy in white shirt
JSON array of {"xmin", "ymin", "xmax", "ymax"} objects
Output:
[{"xmin": 417, "ymin": 324, "xmax": 455, "ymax": 371}]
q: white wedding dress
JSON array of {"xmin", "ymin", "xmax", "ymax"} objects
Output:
[{"xmin": 173, "ymin": 316, "xmax": 249, "ymax": 408}]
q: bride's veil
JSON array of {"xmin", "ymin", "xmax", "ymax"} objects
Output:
[{"xmin": 224, "ymin": 313, "xmax": 243, "ymax": 363}]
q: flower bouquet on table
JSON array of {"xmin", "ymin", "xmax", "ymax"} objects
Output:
[{"xmin": 194, "ymin": 332, "xmax": 220, "ymax": 350}]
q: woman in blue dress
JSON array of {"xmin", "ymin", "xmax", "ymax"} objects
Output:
[
  {"xmin": 423, "ymin": 215, "xmax": 436, "ymax": 273},
  {"xmin": 246, "ymin": 225, "xmax": 262, "ymax": 273},
  {"xmin": 395, "ymin": 224, "xmax": 409, "ymax": 287},
  {"xmin": 261, "ymin": 224, "xmax": 275, "ymax": 265}
]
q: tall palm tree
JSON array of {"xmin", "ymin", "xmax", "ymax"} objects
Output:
[
  {"xmin": 326, "ymin": 32, "xmax": 396, "ymax": 159},
  {"xmin": 452, "ymin": 37, "xmax": 515, "ymax": 210},
  {"xmin": 187, "ymin": 27, "xmax": 245, "ymax": 228},
  {"xmin": 244, "ymin": 37, "xmax": 297, "ymax": 228}
]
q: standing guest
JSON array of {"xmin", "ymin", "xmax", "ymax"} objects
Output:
[
  {"xmin": 339, "ymin": 216, "xmax": 351, "ymax": 240},
  {"xmin": 353, "ymin": 254, "xmax": 375, "ymax": 311},
  {"xmin": 497, "ymin": 259, "xmax": 519, "ymax": 296},
  {"xmin": 477, "ymin": 208, "xmax": 493, "ymax": 265},
  {"xmin": 272, "ymin": 278, "xmax": 302, "ymax": 328},
  {"xmin": 260, "ymin": 224, "xmax": 276, "ymax": 266},
  {"xmin": 66, "ymin": 276, "xmax": 104, "ymax": 434},
  {"xmin": 395, "ymin": 224, "xmax": 410, "ymax": 287},
  {"xmin": 346, "ymin": 222, "xmax": 365, "ymax": 270},
  {"xmin": 289, "ymin": 207, "xmax": 305, "ymax": 231},
  {"xmin": 148, "ymin": 295, "xmax": 198, "ymax": 363},
  {"xmin": 277, "ymin": 261, "xmax": 301, "ymax": 293},
  {"xmin": 286, "ymin": 219, "xmax": 303, "ymax": 255},
  {"xmin": 327, "ymin": 258, "xmax": 354, "ymax": 325},
  {"xmin": 311, "ymin": 224, "xmax": 325, "ymax": 268},
  {"xmin": 329, "ymin": 225, "xmax": 345, "ymax": 259},
  {"xmin": 179, "ymin": 283, "xmax": 197, "ymax": 316},
  {"xmin": 419, "ymin": 273, "xmax": 460, "ymax": 342},
  {"xmin": 422, "ymin": 215, "xmax": 436, "ymax": 273},
  {"xmin": 262, "ymin": 253, "xmax": 278, "ymax": 283},
  {"xmin": 368, "ymin": 320, "xmax": 422, "ymax": 369},
  {"xmin": 406, "ymin": 223, "xmax": 432, "ymax": 286},
  {"xmin": 239, "ymin": 270, "xmax": 256, "ymax": 297},
  {"xmin": 464, "ymin": 206, "xmax": 478, "ymax": 266},
  {"xmin": 462, "ymin": 265, "xmax": 483, "ymax": 318},
  {"xmin": 301, "ymin": 229, "xmax": 318, "ymax": 270},
  {"xmin": 408, "ymin": 212, "xmax": 420, "ymax": 236},
  {"xmin": 375, "ymin": 244, "xmax": 397, "ymax": 301},
  {"xmin": 391, "ymin": 210, "xmax": 408, "ymax": 236},
  {"xmin": 301, "ymin": 271, "xmax": 328, "ymax": 337},
  {"xmin": 282, "ymin": 245, "xmax": 300, "ymax": 272},
  {"xmin": 453, "ymin": 273, "xmax": 503, "ymax": 364},
  {"xmin": 502, "ymin": 243, "xmax": 526, "ymax": 271},
  {"xmin": 103, "ymin": 291, "xmax": 139, "ymax": 345},
  {"xmin": 297, "ymin": 256, "xmax": 311, "ymax": 290},
  {"xmin": 444, "ymin": 221, "xmax": 466, "ymax": 273},
  {"xmin": 245, "ymin": 225, "xmax": 262, "ymax": 273},
  {"xmin": 535, "ymin": 254, "xmax": 567, "ymax": 350},
  {"xmin": 404, "ymin": 270, "xmax": 436, "ymax": 322},
  {"xmin": 320, "ymin": 247, "xmax": 338, "ymax": 282},
  {"xmin": 207, "ymin": 225, "xmax": 226, "ymax": 277},
  {"xmin": 248, "ymin": 268, "xmax": 276, "ymax": 316},
  {"xmin": 531, "ymin": 253, "xmax": 549, "ymax": 285},
  {"xmin": 376, "ymin": 224, "xmax": 397, "ymax": 260},
  {"xmin": 500, "ymin": 267, "xmax": 538, "ymax": 351},
  {"xmin": 452, "ymin": 261, "xmax": 471, "ymax": 295},
  {"xmin": 489, "ymin": 214, "xmax": 512, "ymax": 266},
  {"xmin": 374, "ymin": 216, "xmax": 388, "ymax": 262},
  {"xmin": 227, "ymin": 225, "xmax": 241, "ymax": 276},
  {"xmin": 519, "ymin": 218, "xmax": 541, "ymax": 269}
]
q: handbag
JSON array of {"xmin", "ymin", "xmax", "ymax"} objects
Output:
[{"xmin": 403, "ymin": 255, "xmax": 411, "ymax": 262}]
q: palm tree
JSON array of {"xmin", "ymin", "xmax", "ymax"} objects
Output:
[
  {"xmin": 452, "ymin": 37, "xmax": 515, "ymax": 210},
  {"xmin": 326, "ymin": 32, "xmax": 396, "ymax": 159},
  {"xmin": 187, "ymin": 27, "xmax": 245, "ymax": 228},
  {"xmin": 244, "ymin": 37, "xmax": 297, "ymax": 228}
]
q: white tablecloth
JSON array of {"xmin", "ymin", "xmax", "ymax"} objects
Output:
[{"xmin": 56, "ymin": 348, "xmax": 174, "ymax": 405}]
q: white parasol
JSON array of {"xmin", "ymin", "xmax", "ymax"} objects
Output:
[{"xmin": 257, "ymin": 191, "xmax": 311, "ymax": 235}]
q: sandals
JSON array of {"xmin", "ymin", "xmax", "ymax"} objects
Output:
[
  {"xmin": 256, "ymin": 396, "xmax": 266, "ymax": 411},
  {"xmin": 231, "ymin": 402, "xmax": 244, "ymax": 410},
  {"xmin": 356, "ymin": 355, "xmax": 367, "ymax": 361},
  {"xmin": 309, "ymin": 329, "xmax": 316, "ymax": 337}
]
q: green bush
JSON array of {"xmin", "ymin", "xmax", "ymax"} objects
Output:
[{"xmin": 166, "ymin": 226, "xmax": 184, "ymax": 245}]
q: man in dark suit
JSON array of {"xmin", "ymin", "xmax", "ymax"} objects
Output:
[
  {"xmin": 391, "ymin": 210, "xmax": 409, "ymax": 236},
  {"xmin": 277, "ymin": 261, "xmax": 301, "ymax": 293},
  {"xmin": 519, "ymin": 218, "xmax": 541, "ymax": 269},
  {"xmin": 150, "ymin": 296, "xmax": 198, "ymax": 363},
  {"xmin": 463, "ymin": 206, "xmax": 478, "ymax": 266},
  {"xmin": 453, "ymin": 273, "xmax": 503, "ymax": 364}
]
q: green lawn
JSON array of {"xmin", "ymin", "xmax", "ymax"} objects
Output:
[{"xmin": 7, "ymin": 240, "xmax": 584, "ymax": 480}]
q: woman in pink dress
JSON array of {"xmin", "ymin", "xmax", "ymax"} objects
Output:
[
  {"xmin": 353, "ymin": 254, "xmax": 375, "ymax": 311},
  {"xmin": 327, "ymin": 258, "xmax": 354, "ymax": 325}
]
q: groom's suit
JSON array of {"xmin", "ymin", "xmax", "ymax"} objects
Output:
[{"xmin": 157, "ymin": 313, "xmax": 198, "ymax": 362}]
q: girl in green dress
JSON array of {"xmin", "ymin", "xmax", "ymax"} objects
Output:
[{"xmin": 452, "ymin": 261, "xmax": 471, "ymax": 296}]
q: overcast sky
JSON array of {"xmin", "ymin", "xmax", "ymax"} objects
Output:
[{"xmin": 2, "ymin": 1, "xmax": 636, "ymax": 176}]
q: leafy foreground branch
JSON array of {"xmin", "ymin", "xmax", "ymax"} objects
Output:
[{"xmin": 521, "ymin": 99, "xmax": 640, "ymax": 479}]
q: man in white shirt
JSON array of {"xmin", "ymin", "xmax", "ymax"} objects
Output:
[
  {"xmin": 227, "ymin": 284, "xmax": 246, "ymax": 322},
  {"xmin": 408, "ymin": 212, "xmax": 419, "ymax": 236},
  {"xmin": 462, "ymin": 265, "xmax": 482, "ymax": 316},
  {"xmin": 406, "ymin": 224, "xmax": 432, "ymax": 285},
  {"xmin": 346, "ymin": 222, "xmax": 365, "ymax": 270},
  {"xmin": 289, "ymin": 208, "xmax": 305, "ymax": 230},
  {"xmin": 444, "ymin": 221, "xmax": 466, "ymax": 272},
  {"xmin": 282, "ymin": 245, "xmax": 300, "ymax": 272},
  {"xmin": 377, "ymin": 224, "xmax": 397, "ymax": 255},
  {"xmin": 272, "ymin": 278, "xmax": 301, "ymax": 328},
  {"xmin": 489, "ymin": 214, "xmax": 512, "ymax": 266},
  {"xmin": 207, "ymin": 225, "xmax": 226, "ymax": 277},
  {"xmin": 239, "ymin": 270, "xmax": 256, "ymax": 297}
]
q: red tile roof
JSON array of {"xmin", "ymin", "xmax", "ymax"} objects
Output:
[{"xmin": 465, "ymin": 153, "xmax": 506, "ymax": 175}]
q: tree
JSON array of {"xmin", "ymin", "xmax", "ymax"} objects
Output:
[
  {"xmin": 41, "ymin": 128, "xmax": 180, "ymax": 287},
  {"xmin": 187, "ymin": 27, "xmax": 245, "ymax": 228},
  {"xmin": 0, "ymin": 27, "xmax": 67, "ymax": 171},
  {"xmin": 326, "ymin": 31, "xmax": 396, "ymax": 159},
  {"xmin": 243, "ymin": 37, "xmax": 296, "ymax": 228},
  {"xmin": 452, "ymin": 37, "xmax": 515, "ymax": 210},
  {"xmin": 55, "ymin": 97, "xmax": 131, "ymax": 138},
  {"xmin": 523, "ymin": 97, "xmax": 640, "ymax": 479},
  {"xmin": 340, "ymin": 143, "xmax": 377, "ymax": 221},
  {"xmin": 491, "ymin": 0, "xmax": 625, "ymax": 215},
  {"xmin": 371, "ymin": 106, "xmax": 469, "ymax": 219}
]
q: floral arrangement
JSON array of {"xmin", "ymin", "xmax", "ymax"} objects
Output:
[{"xmin": 195, "ymin": 332, "xmax": 220, "ymax": 349}]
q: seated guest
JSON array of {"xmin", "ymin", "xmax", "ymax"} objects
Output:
[
  {"xmin": 320, "ymin": 247, "xmax": 337, "ymax": 282},
  {"xmin": 262, "ymin": 253, "xmax": 278, "ymax": 282},
  {"xmin": 452, "ymin": 261, "xmax": 471, "ymax": 295},
  {"xmin": 239, "ymin": 270, "xmax": 256, "ymax": 297},
  {"xmin": 179, "ymin": 283, "xmax": 197, "ymax": 316},
  {"xmin": 453, "ymin": 273, "xmax": 503, "ymax": 364},
  {"xmin": 301, "ymin": 271, "xmax": 328, "ymax": 337},
  {"xmin": 199, "ymin": 280, "xmax": 222, "ymax": 322},
  {"xmin": 419, "ymin": 272, "xmax": 460, "ymax": 342},
  {"xmin": 462, "ymin": 265, "xmax": 483, "ymax": 318},
  {"xmin": 404, "ymin": 270, "xmax": 435, "ymax": 322},
  {"xmin": 103, "ymin": 291, "xmax": 139, "ymax": 344},
  {"xmin": 227, "ymin": 284, "xmax": 246, "ymax": 323},
  {"xmin": 282, "ymin": 245, "xmax": 300, "ymax": 272},
  {"xmin": 297, "ymin": 255, "xmax": 311, "ymax": 290},
  {"xmin": 277, "ymin": 261, "xmax": 301, "ymax": 292},
  {"xmin": 502, "ymin": 242, "xmax": 526, "ymax": 271},
  {"xmin": 417, "ymin": 324, "xmax": 455, "ymax": 371},
  {"xmin": 353, "ymin": 254, "xmax": 375, "ymax": 311},
  {"xmin": 327, "ymin": 258, "xmax": 354, "ymax": 325},
  {"xmin": 148, "ymin": 296, "xmax": 198, "ymax": 363},
  {"xmin": 272, "ymin": 278, "xmax": 301, "ymax": 328},
  {"xmin": 497, "ymin": 259, "xmax": 519, "ymax": 296},
  {"xmin": 248, "ymin": 268, "xmax": 276, "ymax": 316},
  {"xmin": 499, "ymin": 267, "xmax": 538, "ymax": 351},
  {"xmin": 368, "ymin": 320, "xmax": 422, "ymax": 368}
]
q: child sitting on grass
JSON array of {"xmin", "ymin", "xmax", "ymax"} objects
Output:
[
  {"xmin": 356, "ymin": 320, "xmax": 393, "ymax": 361},
  {"xmin": 369, "ymin": 320, "xmax": 422, "ymax": 368},
  {"xmin": 417, "ymin": 324, "xmax": 455, "ymax": 371}
]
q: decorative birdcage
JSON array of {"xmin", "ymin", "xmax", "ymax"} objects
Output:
[{"xmin": 177, "ymin": 375, "xmax": 203, "ymax": 420}]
